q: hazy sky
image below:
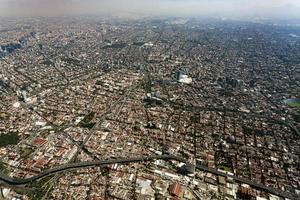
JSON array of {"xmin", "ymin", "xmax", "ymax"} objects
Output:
[{"xmin": 0, "ymin": 0, "xmax": 300, "ymax": 19}]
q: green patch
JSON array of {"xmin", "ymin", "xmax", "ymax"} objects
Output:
[
  {"xmin": 15, "ymin": 175, "xmax": 55, "ymax": 200},
  {"xmin": 217, "ymin": 165, "xmax": 232, "ymax": 173},
  {"xmin": 79, "ymin": 112, "xmax": 96, "ymax": 129},
  {"xmin": 0, "ymin": 161, "xmax": 9, "ymax": 174},
  {"xmin": 80, "ymin": 112, "xmax": 95, "ymax": 124},
  {"xmin": 20, "ymin": 148, "xmax": 35, "ymax": 160},
  {"xmin": 132, "ymin": 42, "xmax": 145, "ymax": 46},
  {"xmin": 292, "ymin": 114, "xmax": 300, "ymax": 123},
  {"xmin": 287, "ymin": 102, "xmax": 300, "ymax": 107},
  {"xmin": 62, "ymin": 57, "xmax": 81, "ymax": 66},
  {"xmin": 0, "ymin": 132, "xmax": 19, "ymax": 147},
  {"xmin": 219, "ymin": 88, "xmax": 233, "ymax": 97},
  {"xmin": 41, "ymin": 59, "xmax": 54, "ymax": 66},
  {"xmin": 80, "ymin": 122, "xmax": 96, "ymax": 129},
  {"xmin": 95, "ymin": 80, "xmax": 104, "ymax": 86}
]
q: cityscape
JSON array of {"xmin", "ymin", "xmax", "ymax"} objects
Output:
[{"xmin": 0, "ymin": 2, "xmax": 300, "ymax": 200}]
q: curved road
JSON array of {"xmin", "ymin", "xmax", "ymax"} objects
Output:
[
  {"xmin": 0, "ymin": 155, "xmax": 178, "ymax": 185},
  {"xmin": 0, "ymin": 155, "xmax": 299, "ymax": 200}
]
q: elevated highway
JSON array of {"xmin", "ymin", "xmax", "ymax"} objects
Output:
[{"xmin": 0, "ymin": 155, "xmax": 299, "ymax": 199}]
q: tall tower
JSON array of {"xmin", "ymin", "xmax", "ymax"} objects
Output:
[
  {"xmin": 22, "ymin": 90, "xmax": 27, "ymax": 102},
  {"xmin": 177, "ymin": 67, "xmax": 184, "ymax": 81}
]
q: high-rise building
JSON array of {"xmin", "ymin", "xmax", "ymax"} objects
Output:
[
  {"xmin": 177, "ymin": 67, "xmax": 192, "ymax": 84},
  {"xmin": 177, "ymin": 67, "xmax": 184, "ymax": 81}
]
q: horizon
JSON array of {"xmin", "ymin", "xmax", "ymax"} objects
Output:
[{"xmin": 0, "ymin": 0, "xmax": 300, "ymax": 20}]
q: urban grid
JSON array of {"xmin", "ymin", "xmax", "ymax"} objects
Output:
[{"xmin": 0, "ymin": 16, "xmax": 299, "ymax": 200}]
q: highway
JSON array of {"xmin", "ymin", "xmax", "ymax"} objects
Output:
[
  {"xmin": 195, "ymin": 163, "xmax": 300, "ymax": 200},
  {"xmin": 0, "ymin": 155, "xmax": 299, "ymax": 200},
  {"xmin": 0, "ymin": 155, "xmax": 179, "ymax": 185},
  {"xmin": 1, "ymin": 68, "xmax": 298, "ymax": 199}
]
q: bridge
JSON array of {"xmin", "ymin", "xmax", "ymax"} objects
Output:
[{"xmin": 0, "ymin": 155, "xmax": 299, "ymax": 200}]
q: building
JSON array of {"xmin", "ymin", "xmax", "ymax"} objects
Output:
[
  {"xmin": 169, "ymin": 182, "xmax": 181, "ymax": 197},
  {"xmin": 177, "ymin": 67, "xmax": 192, "ymax": 84}
]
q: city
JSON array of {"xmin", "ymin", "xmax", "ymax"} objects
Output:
[{"xmin": 0, "ymin": 12, "xmax": 300, "ymax": 200}]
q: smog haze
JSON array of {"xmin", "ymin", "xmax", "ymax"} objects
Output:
[{"xmin": 0, "ymin": 0, "xmax": 300, "ymax": 19}]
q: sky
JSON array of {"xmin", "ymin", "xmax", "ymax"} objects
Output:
[{"xmin": 0, "ymin": 0, "xmax": 300, "ymax": 19}]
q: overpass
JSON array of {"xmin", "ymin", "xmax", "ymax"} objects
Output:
[{"xmin": 0, "ymin": 155, "xmax": 299, "ymax": 199}]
